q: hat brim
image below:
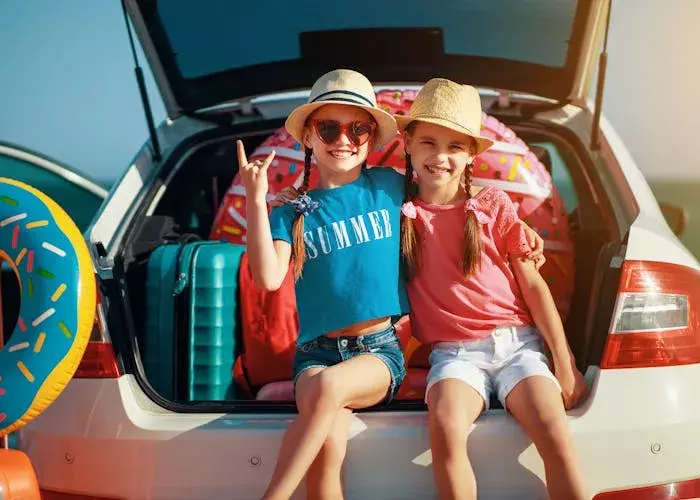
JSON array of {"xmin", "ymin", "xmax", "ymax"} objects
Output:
[
  {"xmin": 285, "ymin": 101, "xmax": 398, "ymax": 150},
  {"xmin": 395, "ymin": 115, "xmax": 494, "ymax": 155}
]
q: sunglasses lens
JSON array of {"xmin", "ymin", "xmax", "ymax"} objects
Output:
[
  {"xmin": 350, "ymin": 121, "xmax": 373, "ymax": 146},
  {"xmin": 313, "ymin": 120, "xmax": 374, "ymax": 146},
  {"xmin": 316, "ymin": 121, "xmax": 341, "ymax": 144}
]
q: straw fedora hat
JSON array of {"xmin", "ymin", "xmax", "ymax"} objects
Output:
[
  {"xmin": 285, "ymin": 69, "xmax": 398, "ymax": 149},
  {"xmin": 396, "ymin": 78, "xmax": 494, "ymax": 154}
]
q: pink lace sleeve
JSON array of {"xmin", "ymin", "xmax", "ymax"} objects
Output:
[{"xmin": 489, "ymin": 189, "xmax": 531, "ymax": 257}]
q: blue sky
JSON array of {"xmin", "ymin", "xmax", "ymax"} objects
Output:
[{"xmin": 0, "ymin": 1, "xmax": 165, "ymax": 184}]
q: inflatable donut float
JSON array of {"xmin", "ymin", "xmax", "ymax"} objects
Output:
[
  {"xmin": 211, "ymin": 89, "xmax": 575, "ymax": 319},
  {"xmin": 0, "ymin": 177, "xmax": 95, "ymax": 437}
]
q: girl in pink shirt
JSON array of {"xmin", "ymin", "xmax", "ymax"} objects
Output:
[{"xmin": 398, "ymin": 79, "xmax": 588, "ymax": 500}]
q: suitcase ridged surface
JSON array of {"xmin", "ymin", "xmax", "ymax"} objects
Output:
[{"xmin": 145, "ymin": 242, "xmax": 245, "ymax": 401}]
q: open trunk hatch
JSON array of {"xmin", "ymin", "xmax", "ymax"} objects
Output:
[{"xmin": 124, "ymin": 0, "xmax": 610, "ymax": 117}]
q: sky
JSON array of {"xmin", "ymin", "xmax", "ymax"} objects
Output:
[
  {"xmin": 0, "ymin": 1, "xmax": 165, "ymax": 185},
  {"xmin": 1, "ymin": 1, "xmax": 699, "ymax": 184}
]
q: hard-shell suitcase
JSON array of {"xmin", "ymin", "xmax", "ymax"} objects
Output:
[{"xmin": 144, "ymin": 241, "xmax": 245, "ymax": 401}]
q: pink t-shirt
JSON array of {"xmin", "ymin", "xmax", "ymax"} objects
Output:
[{"xmin": 407, "ymin": 187, "xmax": 533, "ymax": 344}]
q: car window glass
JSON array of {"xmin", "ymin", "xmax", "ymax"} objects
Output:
[{"xmin": 155, "ymin": 0, "xmax": 579, "ymax": 78}]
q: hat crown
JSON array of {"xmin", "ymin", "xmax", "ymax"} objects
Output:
[
  {"xmin": 284, "ymin": 69, "xmax": 398, "ymax": 149},
  {"xmin": 408, "ymin": 78, "xmax": 482, "ymax": 135},
  {"xmin": 308, "ymin": 69, "xmax": 378, "ymax": 108}
]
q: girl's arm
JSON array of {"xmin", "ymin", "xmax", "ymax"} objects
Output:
[
  {"xmin": 492, "ymin": 187, "xmax": 573, "ymax": 370},
  {"xmin": 246, "ymin": 198, "xmax": 292, "ymax": 291},
  {"xmin": 511, "ymin": 256, "xmax": 587, "ymax": 408},
  {"xmin": 512, "ymin": 257, "xmax": 573, "ymax": 363},
  {"xmin": 238, "ymin": 140, "xmax": 292, "ymax": 291}
]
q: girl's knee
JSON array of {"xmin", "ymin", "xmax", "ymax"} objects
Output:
[
  {"xmin": 429, "ymin": 414, "xmax": 469, "ymax": 464},
  {"xmin": 298, "ymin": 371, "xmax": 343, "ymax": 414},
  {"xmin": 429, "ymin": 406, "xmax": 468, "ymax": 442}
]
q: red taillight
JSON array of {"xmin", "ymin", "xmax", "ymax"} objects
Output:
[
  {"xmin": 593, "ymin": 477, "xmax": 700, "ymax": 499},
  {"xmin": 73, "ymin": 291, "xmax": 121, "ymax": 378},
  {"xmin": 601, "ymin": 260, "xmax": 700, "ymax": 369},
  {"xmin": 74, "ymin": 342, "xmax": 120, "ymax": 378},
  {"xmin": 40, "ymin": 488, "xmax": 124, "ymax": 500}
]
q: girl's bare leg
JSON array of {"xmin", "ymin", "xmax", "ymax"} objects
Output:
[
  {"xmin": 505, "ymin": 376, "xmax": 587, "ymax": 500},
  {"xmin": 262, "ymin": 355, "xmax": 391, "ymax": 500},
  {"xmin": 427, "ymin": 379, "xmax": 484, "ymax": 500},
  {"xmin": 305, "ymin": 408, "xmax": 353, "ymax": 500}
]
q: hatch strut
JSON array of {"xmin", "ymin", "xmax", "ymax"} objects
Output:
[
  {"xmin": 590, "ymin": 0, "xmax": 613, "ymax": 151},
  {"xmin": 120, "ymin": 0, "xmax": 162, "ymax": 163}
]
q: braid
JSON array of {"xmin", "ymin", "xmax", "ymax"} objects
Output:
[
  {"xmin": 291, "ymin": 147, "xmax": 313, "ymax": 279},
  {"xmin": 401, "ymin": 154, "xmax": 421, "ymax": 280},
  {"xmin": 464, "ymin": 163, "xmax": 473, "ymax": 201},
  {"xmin": 461, "ymin": 160, "xmax": 483, "ymax": 277},
  {"xmin": 300, "ymin": 147, "xmax": 312, "ymax": 194}
]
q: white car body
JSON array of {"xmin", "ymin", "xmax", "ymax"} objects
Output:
[{"xmin": 17, "ymin": 1, "xmax": 700, "ymax": 499}]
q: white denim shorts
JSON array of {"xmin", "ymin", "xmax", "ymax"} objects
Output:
[{"xmin": 425, "ymin": 325, "xmax": 561, "ymax": 411}]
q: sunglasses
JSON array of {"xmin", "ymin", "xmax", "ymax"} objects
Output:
[{"xmin": 310, "ymin": 119, "xmax": 377, "ymax": 147}]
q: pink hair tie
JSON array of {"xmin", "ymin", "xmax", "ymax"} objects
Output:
[
  {"xmin": 401, "ymin": 201, "xmax": 417, "ymax": 219},
  {"xmin": 465, "ymin": 198, "xmax": 492, "ymax": 224}
]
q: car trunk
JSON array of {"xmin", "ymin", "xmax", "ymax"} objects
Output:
[
  {"xmin": 111, "ymin": 3, "xmax": 617, "ymax": 404},
  {"xmin": 85, "ymin": 4, "xmax": 623, "ymax": 495},
  {"xmin": 76, "ymin": 98, "xmax": 625, "ymax": 499},
  {"xmin": 108, "ymin": 92, "xmax": 620, "ymax": 413}
]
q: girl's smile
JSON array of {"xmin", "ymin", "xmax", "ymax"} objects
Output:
[
  {"xmin": 424, "ymin": 162, "xmax": 454, "ymax": 176},
  {"xmin": 327, "ymin": 148, "xmax": 356, "ymax": 160}
]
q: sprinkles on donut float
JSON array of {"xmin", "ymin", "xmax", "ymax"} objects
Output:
[{"xmin": 0, "ymin": 177, "xmax": 95, "ymax": 437}]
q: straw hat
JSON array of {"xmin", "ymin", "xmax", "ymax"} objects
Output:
[
  {"xmin": 285, "ymin": 69, "xmax": 398, "ymax": 149},
  {"xmin": 396, "ymin": 78, "xmax": 494, "ymax": 154}
]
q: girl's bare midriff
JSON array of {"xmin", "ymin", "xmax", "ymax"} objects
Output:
[{"xmin": 324, "ymin": 316, "xmax": 392, "ymax": 338}]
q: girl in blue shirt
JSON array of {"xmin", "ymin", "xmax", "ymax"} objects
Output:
[{"xmin": 242, "ymin": 69, "xmax": 409, "ymax": 500}]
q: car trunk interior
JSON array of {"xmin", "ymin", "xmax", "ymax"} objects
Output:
[{"xmin": 113, "ymin": 111, "xmax": 621, "ymax": 412}]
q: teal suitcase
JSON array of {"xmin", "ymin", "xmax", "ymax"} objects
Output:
[{"xmin": 144, "ymin": 241, "xmax": 245, "ymax": 401}]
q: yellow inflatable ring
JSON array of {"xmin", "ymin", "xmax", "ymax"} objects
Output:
[{"xmin": 0, "ymin": 178, "xmax": 95, "ymax": 436}]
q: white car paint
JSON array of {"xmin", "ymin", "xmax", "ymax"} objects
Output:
[{"xmin": 20, "ymin": 362, "xmax": 700, "ymax": 499}]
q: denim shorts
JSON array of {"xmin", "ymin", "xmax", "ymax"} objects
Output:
[
  {"xmin": 426, "ymin": 325, "xmax": 560, "ymax": 411},
  {"xmin": 293, "ymin": 325, "xmax": 406, "ymax": 404}
]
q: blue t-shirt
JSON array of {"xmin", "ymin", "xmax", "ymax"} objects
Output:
[{"xmin": 269, "ymin": 167, "xmax": 410, "ymax": 345}]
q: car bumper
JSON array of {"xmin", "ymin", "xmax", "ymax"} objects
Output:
[{"xmin": 18, "ymin": 365, "xmax": 700, "ymax": 499}]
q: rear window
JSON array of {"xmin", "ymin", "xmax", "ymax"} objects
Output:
[{"xmin": 158, "ymin": 0, "xmax": 579, "ymax": 79}]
